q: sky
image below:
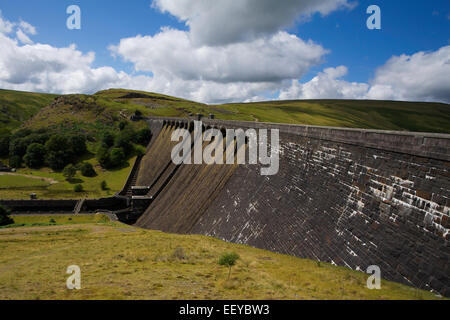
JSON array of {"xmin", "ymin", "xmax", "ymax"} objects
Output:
[{"xmin": 0, "ymin": 0, "xmax": 449, "ymax": 104}]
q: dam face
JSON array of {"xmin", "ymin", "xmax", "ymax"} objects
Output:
[{"xmin": 136, "ymin": 117, "xmax": 450, "ymax": 296}]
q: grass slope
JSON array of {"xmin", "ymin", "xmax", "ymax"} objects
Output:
[
  {"xmin": 21, "ymin": 94, "xmax": 149, "ymax": 136},
  {"xmin": 96, "ymin": 89, "xmax": 450, "ymax": 133},
  {"xmin": 0, "ymin": 89, "xmax": 58, "ymax": 133},
  {"xmin": 0, "ymin": 157, "xmax": 136, "ymax": 199},
  {"xmin": 0, "ymin": 216, "xmax": 443, "ymax": 300},
  {"xmin": 2, "ymin": 88, "xmax": 449, "ymax": 134}
]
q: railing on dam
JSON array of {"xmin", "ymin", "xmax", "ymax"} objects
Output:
[{"xmin": 146, "ymin": 116, "xmax": 450, "ymax": 162}]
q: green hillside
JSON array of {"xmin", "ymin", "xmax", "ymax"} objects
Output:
[
  {"xmin": 1, "ymin": 88, "xmax": 449, "ymax": 134},
  {"xmin": 96, "ymin": 89, "xmax": 450, "ymax": 134},
  {"xmin": 0, "ymin": 215, "xmax": 443, "ymax": 300},
  {"xmin": 0, "ymin": 89, "xmax": 58, "ymax": 133}
]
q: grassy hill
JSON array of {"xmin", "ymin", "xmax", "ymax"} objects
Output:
[
  {"xmin": 1, "ymin": 88, "xmax": 449, "ymax": 134},
  {"xmin": 96, "ymin": 89, "xmax": 450, "ymax": 133},
  {"xmin": 0, "ymin": 89, "xmax": 58, "ymax": 134},
  {"xmin": 21, "ymin": 94, "xmax": 149, "ymax": 137},
  {"xmin": 0, "ymin": 215, "xmax": 443, "ymax": 300}
]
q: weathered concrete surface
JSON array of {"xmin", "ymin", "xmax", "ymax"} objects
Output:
[{"xmin": 137, "ymin": 117, "xmax": 450, "ymax": 296}]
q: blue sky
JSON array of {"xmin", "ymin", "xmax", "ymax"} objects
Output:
[{"xmin": 0, "ymin": 0, "xmax": 449, "ymax": 103}]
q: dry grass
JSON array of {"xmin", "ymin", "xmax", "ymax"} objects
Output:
[{"xmin": 0, "ymin": 216, "xmax": 444, "ymax": 300}]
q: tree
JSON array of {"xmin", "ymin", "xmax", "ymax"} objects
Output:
[
  {"xmin": 45, "ymin": 135, "xmax": 73, "ymax": 170},
  {"xmin": 9, "ymin": 137, "xmax": 29, "ymax": 158},
  {"xmin": 0, "ymin": 205, "xmax": 14, "ymax": 226},
  {"xmin": 119, "ymin": 121, "xmax": 128, "ymax": 131},
  {"xmin": 97, "ymin": 146, "xmax": 111, "ymax": 169},
  {"xmin": 24, "ymin": 143, "xmax": 46, "ymax": 168},
  {"xmin": 63, "ymin": 164, "xmax": 77, "ymax": 181},
  {"xmin": 0, "ymin": 134, "xmax": 10, "ymax": 157},
  {"xmin": 101, "ymin": 180, "xmax": 108, "ymax": 190},
  {"xmin": 135, "ymin": 128, "xmax": 152, "ymax": 146},
  {"xmin": 101, "ymin": 132, "xmax": 115, "ymax": 148},
  {"xmin": 69, "ymin": 135, "xmax": 87, "ymax": 155},
  {"xmin": 10, "ymin": 132, "xmax": 50, "ymax": 158},
  {"xmin": 74, "ymin": 184, "xmax": 84, "ymax": 192},
  {"xmin": 218, "ymin": 252, "xmax": 240, "ymax": 280},
  {"xmin": 80, "ymin": 162, "xmax": 96, "ymax": 177},
  {"xmin": 114, "ymin": 131, "xmax": 134, "ymax": 155},
  {"xmin": 109, "ymin": 147, "xmax": 126, "ymax": 168},
  {"xmin": 9, "ymin": 155, "xmax": 22, "ymax": 169}
]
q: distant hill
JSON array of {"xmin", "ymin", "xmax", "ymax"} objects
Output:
[
  {"xmin": 0, "ymin": 89, "xmax": 58, "ymax": 133},
  {"xmin": 1, "ymin": 88, "xmax": 449, "ymax": 134}
]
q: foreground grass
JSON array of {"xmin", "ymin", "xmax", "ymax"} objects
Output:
[
  {"xmin": 0, "ymin": 216, "xmax": 443, "ymax": 300},
  {"xmin": 0, "ymin": 214, "xmax": 110, "ymax": 229},
  {"xmin": 0, "ymin": 157, "xmax": 136, "ymax": 200}
]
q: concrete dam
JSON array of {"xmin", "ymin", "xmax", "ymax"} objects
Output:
[{"xmin": 134, "ymin": 117, "xmax": 450, "ymax": 296}]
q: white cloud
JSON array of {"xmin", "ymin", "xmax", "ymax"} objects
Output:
[
  {"xmin": 110, "ymin": 0, "xmax": 342, "ymax": 103},
  {"xmin": 111, "ymin": 29, "xmax": 327, "ymax": 83},
  {"xmin": 279, "ymin": 66, "xmax": 368, "ymax": 100},
  {"xmin": 19, "ymin": 20, "xmax": 37, "ymax": 35},
  {"xmin": 152, "ymin": 0, "xmax": 354, "ymax": 46},
  {"xmin": 1, "ymin": 7, "xmax": 448, "ymax": 105},
  {"xmin": 16, "ymin": 29, "xmax": 33, "ymax": 44},
  {"xmin": 0, "ymin": 16, "xmax": 279, "ymax": 103},
  {"xmin": 0, "ymin": 15, "xmax": 155, "ymax": 95},
  {"xmin": 280, "ymin": 46, "xmax": 450, "ymax": 103},
  {"xmin": 366, "ymin": 46, "xmax": 450, "ymax": 103},
  {"xmin": 0, "ymin": 11, "xmax": 14, "ymax": 34}
]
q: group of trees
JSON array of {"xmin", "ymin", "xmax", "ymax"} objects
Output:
[
  {"xmin": 0, "ymin": 119, "xmax": 151, "ymax": 172},
  {"xmin": 1, "ymin": 129, "xmax": 87, "ymax": 170},
  {"xmin": 96, "ymin": 124, "xmax": 151, "ymax": 169},
  {"xmin": 63, "ymin": 162, "xmax": 97, "ymax": 181}
]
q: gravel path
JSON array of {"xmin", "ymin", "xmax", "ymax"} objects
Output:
[{"xmin": 0, "ymin": 172, "xmax": 59, "ymax": 185}]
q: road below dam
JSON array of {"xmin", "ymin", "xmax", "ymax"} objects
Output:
[{"xmin": 135, "ymin": 117, "xmax": 450, "ymax": 296}]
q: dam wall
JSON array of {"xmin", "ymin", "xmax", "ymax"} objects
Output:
[{"xmin": 137, "ymin": 117, "xmax": 449, "ymax": 296}]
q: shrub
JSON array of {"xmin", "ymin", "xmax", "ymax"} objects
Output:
[
  {"xmin": 80, "ymin": 162, "xmax": 96, "ymax": 177},
  {"xmin": 109, "ymin": 147, "xmax": 126, "ymax": 168},
  {"xmin": 114, "ymin": 131, "xmax": 134, "ymax": 156},
  {"xmin": 218, "ymin": 252, "xmax": 240, "ymax": 280},
  {"xmin": 24, "ymin": 143, "xmax": 46, "ymax": 168},
  {"xmin": 0, "ymin": 205, "xmax": 14, "ymax": 226},
  {"xmin": 119, "ymin": 121, "xmax": 128, "ymax": 131},
  {"xmin": 49, "ymin": 218, "xmax": 56, "ymax": 224},
  {"xmin": 101, "ymin": 132, "xmax": 115, "ymax": 148},
  {"xmin": 97, "ymin": 146, "xmax": 111, "ymax": 169},
  {"xmin": 63, "ymin": 164, "xmax": 77, "ymax": 181},
  {"xmin": 0, "ymin": 134, "xmax": 10, "ymax": 157},
  {"xmin": 101, "ymin": 180, "xmax": 108, "ymax": 190},
  {"xmin": 135, "ymin": 145, "xmax": 146, "ymax": 157},
  {"xmin": 171, "ymin": 247, "xmax": 187, "ymax": 260},
  {"xmin": 9, "ymin": 155, "xmax": 22, "ymax": 169},
  {"xmin": 135, "ymin": 128, "xmax": 152, "ymax": 146},
  {"xmin": 74, "ymin": 184, "xmax": 84, "ymax": 192}
]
